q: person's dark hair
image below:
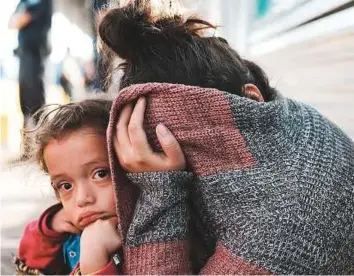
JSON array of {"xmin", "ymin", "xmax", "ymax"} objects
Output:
[
  {"xmin": 24, "ymin": 98, "xmax": 112, "ymax": 173},
  {"xmin": 98, "ymin": 0, "xmax": 276, "ymax": 101}
]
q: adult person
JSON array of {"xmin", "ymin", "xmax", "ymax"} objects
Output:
[
  {"xmin": 9, "ymin": 0, "xmax": 53, "ymax": 128},
  {"xmin": 99, "ymin": 1, "xmax": 354, "ymax": 274}
]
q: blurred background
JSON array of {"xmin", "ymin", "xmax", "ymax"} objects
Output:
[{"xmin": 1, "ymin": 0, "xmax": 354, "ymax": 273}]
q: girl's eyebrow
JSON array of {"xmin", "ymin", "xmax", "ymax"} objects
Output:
[
  {"xmin": 50, "ymin": 174, "xmax": 65, "ymax": 187},
  {"xmin": 49, "ymin": 159, "xmax": 109, "ymax": 179},
  {"xmin": 50, "ymin": 174, "xmax": 66, "ymax": 182},
  {"xmin": 81, "ymin": 159, "xmax": 109, "ymax": 167}
]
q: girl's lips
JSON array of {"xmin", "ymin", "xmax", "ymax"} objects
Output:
[{"xmin": 78, "ymin": 212, "xmax": 104, "ymax": 228}]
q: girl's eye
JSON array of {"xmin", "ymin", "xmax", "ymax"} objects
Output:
[
  {"xmin": 56, "ymin": 182, "xmax": 73, "ymax": 193},
  {"xmin": 93, "ymin": 169, "xmax": 111, "ymax": 180}
]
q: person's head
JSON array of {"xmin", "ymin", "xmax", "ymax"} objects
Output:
[
  {"xmin": 98, "ymin": 0, "xmax": 276, "ymax": 102},
  {"xmin": 26, "ymin": 98, "xmax": 115, "ymax": 229}
]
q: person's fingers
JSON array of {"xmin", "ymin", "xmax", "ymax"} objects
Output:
[
  {"xmin": 113, "ymin": 134, "xmax": 119, "ymax": 159},
  {"xmin": 129, "ymin": 97, "xmax": 146, "ymax": 125},
  {"xmin": 156, "ymin": 123, "xmax": 186, "ymax": 170},
  {"xmin": 101, "ymin": 214, "xmax": 117, "ymax": 222},
  {"xmin": 116, "ymin": 103, "xmax": 133, "ymax": 149},
  {"xmin": 128, "ymin": 97, "xmax": 153, "ymax": 155},
  {"xmin": 105, "ymin": 217, "xmax": 122, "ymax": 245}
]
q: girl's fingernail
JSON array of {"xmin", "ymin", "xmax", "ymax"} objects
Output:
[{"xmin": 157, "ymin": 123, "xmax": 170, "ymax": 137}]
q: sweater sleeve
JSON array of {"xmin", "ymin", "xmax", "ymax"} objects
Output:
[
  {"xmin": 123, "ymin": 171, "xmax": 193, "ymax": 275},
  {"xmin": 18, "ymin": 203, "xmax": 69, "ymax": 274}
]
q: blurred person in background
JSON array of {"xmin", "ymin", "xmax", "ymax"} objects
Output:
[
  {"xmin": 57, "ymin": 49, "xmax": 73, "ymax": 100},
  {"xmin": 91, "ymin": 0, "xmax": 110, "ymax": 92},
  {"xmin": 83, "ymin": 59, "xmax": 96, "ymax": 91},
  {"xmin": 57, "ymin": 48, "xmax": 86, "ymax": 102},
  {"xmin": 8, "ymin": 0, "xmax": 53, "ymax": 128}
]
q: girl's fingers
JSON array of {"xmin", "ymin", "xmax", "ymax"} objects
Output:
[
  {"xmin": 128, "ymin": 97, "xmax": 153, "ymax": 155},
  {"xmin": 156, "ymin": 123, "xmax": 186, "ymax": 170},
  {"xmin": 116, "ymin": 103, "xmax": 133, "ymax": 149},
  {"xmin": 114, "ymin": 98, "xmax": 186, "ymax": 172}
]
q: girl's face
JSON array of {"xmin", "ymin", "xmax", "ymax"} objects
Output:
[{"xmin": 43, "ymin": 127, "xmax": 116, "ymax": 229}]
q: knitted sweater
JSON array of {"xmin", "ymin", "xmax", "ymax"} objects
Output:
[{"xmin": 107, "ymin": 82, "xmax": 354, "ymax": 275}]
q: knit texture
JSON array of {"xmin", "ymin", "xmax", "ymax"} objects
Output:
[{"xmin": 107, "ymin": 82, "xmax": 354, "ymax": 274}]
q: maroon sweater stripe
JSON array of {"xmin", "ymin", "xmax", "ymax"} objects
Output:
[{"xmin": 123, "ymin": 240, "xmax": 191, "ymax": 275}]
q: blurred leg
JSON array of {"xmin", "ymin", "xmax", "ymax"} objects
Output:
[{"xmin": 19, "ymin": 48, "xmax": 45, "ymax": 127}]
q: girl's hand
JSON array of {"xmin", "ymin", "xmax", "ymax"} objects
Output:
[
  {"xmin": 51, "ymin": 208, "xmax": 80, "ymax": 234},
  {"xmin": 114, "ymin": 97, "xmax": 186, "ymax": 173},
  {"xmin": 80, "ymin": 217, "xmax": 121, "ymax": 274}
]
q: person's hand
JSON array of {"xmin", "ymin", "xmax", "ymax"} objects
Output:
[
  {"xmin": 51, "ymin": 208, "xmax": 80, "ymax": 234},
  {"xmin": 80, "ymin": 217, "xmax": 121, "ymax": 274},
  {"xmin": 8, "ymin": 12, "xmax": 32, "ymax": 30},
  {"xmin": 114, "ymin": 97, "xmax": 186, "ymax": 173}
]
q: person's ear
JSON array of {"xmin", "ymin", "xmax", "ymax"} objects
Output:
[{"xmin": 243, "ymin": 84, "xmax": 264, "ymax": 102}]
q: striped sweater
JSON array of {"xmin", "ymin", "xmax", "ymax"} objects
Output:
[{"xmin": 107, "ymin": 82, "xmax": 354, "ymax": 274}]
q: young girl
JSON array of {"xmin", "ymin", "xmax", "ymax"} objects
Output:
[
  {"xmin": 15, "ymin": 97, "xmax": 186, "ymax": 275},
  {"xmin": 15, "ymin": 98, "xmax": 121, "ymax": 275}
]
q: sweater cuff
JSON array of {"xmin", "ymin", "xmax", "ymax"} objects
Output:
[
  {"xmin": 126, "ymin": 171, "xmax": 193, "ymax": 193},
  {"xmin": 39, "ymin": 203, "xmax": 68, "ymax": 240}
]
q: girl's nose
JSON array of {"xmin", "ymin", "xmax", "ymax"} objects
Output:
[{"xmin": 76, "ymin": 184, "xmax": 95, "ymax": 207}]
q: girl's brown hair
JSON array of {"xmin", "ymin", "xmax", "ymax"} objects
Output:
[
  {"xmin": 24, "ymin": 98, "xmax": 112, "ymax": 173},
  {"xmin": 98, "ymin": 0, "xmax": 276, "ymax": 101}
]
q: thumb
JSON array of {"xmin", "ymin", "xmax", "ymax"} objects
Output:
[{"xmin": 156, "ymin": 123, "xmax": 185, "ymax": 169}]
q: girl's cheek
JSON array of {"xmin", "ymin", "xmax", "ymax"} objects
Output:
[
  {"xmin": 96, "ymin": 178, "xmax": 113, "ymax": 187},
  {"xmin": 59, "ymin": 191, "xmax": 73, "ymax": 202}
]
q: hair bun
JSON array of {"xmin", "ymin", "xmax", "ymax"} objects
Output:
[{"xmin": 98, "ymin": 3, "xmax": 154, "ymax": 60}]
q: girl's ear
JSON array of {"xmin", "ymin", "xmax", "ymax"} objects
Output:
[{"xmin": 243, "ymin": 84, "xmax": 264, "ymax": 102}]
